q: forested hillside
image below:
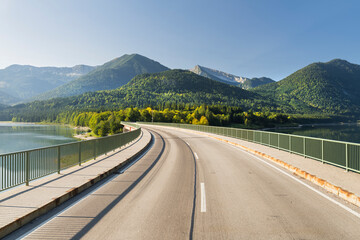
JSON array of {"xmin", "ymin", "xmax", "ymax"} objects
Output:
[
  {"xmin": 239, "ymin": 77, "xmax": 274, "ymax": 89},
  {"xmin": 35, "ymin": 54, "xmax": 169, "ymax": 100},
  {"xmin": 2, "ymin": 59, "xmax": 360, "ymax": 126},
  {"xmin": 253, "ymin": 59, "xmax": 360, "ymax": 117},
  {"xmin": 0, "ymin": 70, "xmax": 269, "ymax": 122},
  {"xmin": 112, "ymin": 69, "xmax": 257, "ymax": 107}
]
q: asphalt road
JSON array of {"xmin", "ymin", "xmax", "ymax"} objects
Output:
[{"xmin": 10, "ymin": 126, "xmax": 360, "ymax": 239}]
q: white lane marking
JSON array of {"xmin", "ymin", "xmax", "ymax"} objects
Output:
[
  {"xmin": 194, "ymin": 152, "xmax": 199, "ymax": 160},
  {"xmin": 227, "ymin": 143, "xmax": 360, "ymax": 219},
  {"xmin": 201, "ymin": 182, "xmax": 206, "ymax": 212}
]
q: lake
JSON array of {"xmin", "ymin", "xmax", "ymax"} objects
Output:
[
  {"xmin": 267, "ymin": 123, "xmax": 360, "ymax": 144},
  {"xmin": 0, "ymin": 122, "xmax": 78, "ymax": 154}
]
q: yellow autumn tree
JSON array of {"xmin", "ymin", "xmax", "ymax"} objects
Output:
[{"xmin": 199, "ymin": 116, "xmax": 209, "ymax": 125}]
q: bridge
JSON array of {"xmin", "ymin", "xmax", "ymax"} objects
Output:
[{"xmin": 1, "ymin": 123, "xmax": 360, "ymax": 239}]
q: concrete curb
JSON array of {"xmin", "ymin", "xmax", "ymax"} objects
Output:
[
  {"xmin": 208, "ymin": 133, "xmax": 360, "ymax": 207},
  {"xmin": 168, "ymin": 126, "xmax": 360, "ymax": 208},
  {"xmin": 0, "ymin": 131, "xmax": 153, "ymax": 239}
]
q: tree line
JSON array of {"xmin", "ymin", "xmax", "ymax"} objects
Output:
[{"xmin": 12, "ymin": 105, "xmax": 293, "ymax": 137}]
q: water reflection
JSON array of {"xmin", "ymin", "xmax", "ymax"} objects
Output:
[
  {"xmin": 0, "ymin": 122, "xmax": 78, "ymax": 154},
  {"xmin": 269, "ymin": 123, "xmax": 360, "ymax": 144}
]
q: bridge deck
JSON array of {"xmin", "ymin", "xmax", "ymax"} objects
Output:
[
  {"xmin": 0, "ymin": 129, "xmax": 152, "ymax": 238},
  {"xmin": 169, "ymin": 126, "xmax": 360, "ymax": 204}
]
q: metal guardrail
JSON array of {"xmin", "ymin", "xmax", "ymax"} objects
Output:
[
  {"xmin": 140, "ymin": 122, "xmax": 360, "ymax": 174},
  {"xmin": 0, "ymin": 126, "xmax": 141, "ymax": 192},
  {"xmin": 122, "ymin": 122, "xmax": 140, "ymax": 128}
]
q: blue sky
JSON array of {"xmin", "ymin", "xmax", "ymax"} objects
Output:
[{"xmin": 0, "ymin": 0, "xmax": 359, "ymax": 80}]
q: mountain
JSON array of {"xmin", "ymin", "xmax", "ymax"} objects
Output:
[
  {"xmin": 0, "ymin": 64, "xmax": 94, "ymax": 103},
  {"xmin": 35, "ymin": 54, "xmax": 169, "ymax": 100},
  {"xmin": 253, "ymin": 59, "xmax": 360, "ymax": 116},
  {"xmin": 240, "ymin": 77, "xmax": 275, "ymax": 89},
  {"xmin": 0, "ymin": 103, "xmax": 7, "ymax": 110},
  {"xmin": 109, "ymin": 69, "xmax": 256, "ymax": 107},
  {"xmin": 0, "ymin": 90, "xmax": 21, "ymax": 105},
  {"xmin": 1, "ymin": 70, "xmax": 259, "ymax": 121},
  {"xmin": 3, "ymin": 58, "xmax": 360, "ymax": 122},
  {"xmin": 190, "ymin": 65, "xmax": 274, "ymax": 89}
]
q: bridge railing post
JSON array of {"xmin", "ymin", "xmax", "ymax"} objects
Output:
[
  {"xmin": 57, "ymin": 146, "xmax": 61, "ymax": 174},
  {"xmin": 25, "ymin": 151, "xmax": 30, "ymax": 186}
]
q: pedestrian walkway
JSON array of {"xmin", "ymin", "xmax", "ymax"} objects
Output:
[{"xmin": 0, "ymin": 129, "xmax": 152, "ymax": 238}]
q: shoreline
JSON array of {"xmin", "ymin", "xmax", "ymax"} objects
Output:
[
  {"xmin": 73, "ymin": 126, "xmax": 96, "ymax": 141},
  {"xmin": 0, "ymin": 121, "xmax": 96, "ymax": 140},
  {"xmin": 73, "ymin": 133, "xmax": 96, "ymax": 140},
  {"xmin": 69, "ymin": 125, "xmax": 96, "ymax": 140}
]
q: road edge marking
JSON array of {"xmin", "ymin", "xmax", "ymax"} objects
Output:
[
  {"xmin": 231, "ymin": 144, "xmax": 360, "ymax": 219},
  {"xmin": 148, "ymin": 125, "xmax": 360, "ymax": 209},
  {"xmin": 221, "ymin": 137, "xmax": 360, "ymax": 208}
]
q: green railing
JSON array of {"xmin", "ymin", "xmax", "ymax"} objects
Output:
[
  {"xmin": 0, "ymin": 127, "xmax": 141, "ymax": 192},
  {"xmin": 140, "ymin": 122, "xmax": 360, "ymax": 174}
]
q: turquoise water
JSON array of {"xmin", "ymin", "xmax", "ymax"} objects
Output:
[
  {"xmin": 268, "ymin": 123, "xmax": 360, "ymax": 144},
  {"xmin": 0, "ymin": 122, "xmax": 78, "ymax": 154}
]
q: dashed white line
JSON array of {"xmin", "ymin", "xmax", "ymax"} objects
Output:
[{"xmin": 201, "ymin": 182, "xmax": 206, "ymax": 212}]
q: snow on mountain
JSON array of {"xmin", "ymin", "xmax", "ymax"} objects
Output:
[
  {"xmin": 190, "ymin": 65, "xmax": 248, "ymax": 84},
  {"xmin": 190, "ymin": 65, "xmax": 275, "ymax": 89}
]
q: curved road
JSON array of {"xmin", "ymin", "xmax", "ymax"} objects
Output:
[{"xmin": 9, "ymin": 126, "xmax": 360, "ymax": 239}]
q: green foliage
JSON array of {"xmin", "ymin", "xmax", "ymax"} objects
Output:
[
  {"xmin": 2, "ymin": 60, "xmax": 360, "ymax": 124},
  {"xmin": 93, "ymin": 121, "xmax": 110, "ymax": 137},
  {"xmin": 115, "ymin": 69, "xmax": 256, "ymax": 107},
  {"xmin": 26, "ymin": 106, "xmax": 293, "ymax": 135},
  {"xmin": 238, "ymin": 77, "xmax": 274, "ymax": 89},
  {"xmin": 252, "ymin": 59, "xmax": 360, "ymax": 117},
  {"xmin": 54, "ymin": 111, "xmax": 124, "ymax": 137},
  {"xmin": 0, "ymin": 70, "xmax": 274, "ymax": 122}
]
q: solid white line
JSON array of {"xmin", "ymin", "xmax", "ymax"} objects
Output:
[
  {"xmin": 194, "ymin": 152, "xmax": 199, "ymax": 160},
  {"xmin": 201, "ymin": 182, "xmax": 206, "ymax": 212},
  {"xmin": 227, "ymin": 143, "xmax": 360, "ymax": 219}
]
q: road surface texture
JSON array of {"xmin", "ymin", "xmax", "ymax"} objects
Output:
[{"xmin": 8, "ymin": 126, "xmax": 360, "ymax": 239}]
